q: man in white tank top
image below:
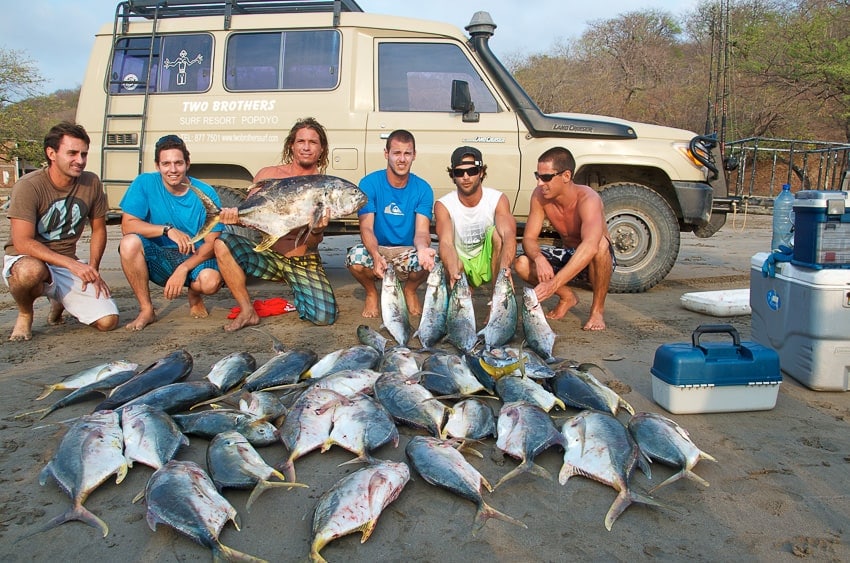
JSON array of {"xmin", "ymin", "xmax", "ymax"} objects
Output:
[{"xmin": 434, "ymin": 147, "xmax": 516, "ymax": 289}]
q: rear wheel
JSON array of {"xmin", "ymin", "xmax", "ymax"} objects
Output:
[{"xmin": 601, "ymin": 183, "xmax": 680, "ymax": 293}]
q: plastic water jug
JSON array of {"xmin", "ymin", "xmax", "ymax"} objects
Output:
[{"xmin": 771, "ymin": 183, "xmax": 794, "ymax": 251}]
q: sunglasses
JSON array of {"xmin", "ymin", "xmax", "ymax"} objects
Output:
[
  {"xmin": 155, "ymin": 134, "xmax": 185, "ymax": 149},
  {"xmin": 451, "ymin": 165, "xmax": 482, "ymax": 178},
  {"xmin": 534, "ymin": 169, "xmax": 566, "ymax": 182}
]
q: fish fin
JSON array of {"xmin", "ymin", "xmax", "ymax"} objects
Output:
[
  {"xmin": 459, "ymin": 443, "xmax": 484, "ymax": 459},
  {"xmin": 479, "ymin": 473, "xmax": 494, "ymax": 492},
  {"xmin": 275, "ymin": 459, "xmax": 297, "ymax": 484},
  {"xmin": 13, "ymin": 406, "xmax": 50, "ymax": 420},
  {"xmin": 190, "ymin": 390, "xmax": 239, "ymax": 410},
  {"xmin": 310, "ymin": 539, "xmax": 330, "ymax": 563},
  {"xmin": 35, "ymin": 385, "xmax": 60, "ymax": 401},
  {"xmin": 131, "ymin": 488, "xmax": 146, "ymax": 504},
  {"xmin": 637, "ymin": 453, "xmax": 652, "ymax": 480},
  {"xmin": 604, "ymin": 489, "xmax": 665, "ymax": 531},
  {"xmin": 186, "ymin": 184, "xmax": 222, "ymax": 245},
  {"xmin": 245, "ymin": 479, "xmax": 308, "ymax": 512},
  {"xmin": 252, "ymin": 233, "xmax": 278, "ymax": 253},
  {"xmin": 41, "ymin": 504, "xmax": 110, "ymax": 537},
  {"xmin": 248, "ymin": 327, "xmax": 287, "ymax": 354},
  {"xmin": 359, "ymin": 519, "xmax": 379, "ymax": 543},
  {"xmin": 472, "ymin": 501, "xmax": 528, "ymax": 535},
  {"xmin": 214, "ymin": 542, "xmax": 269, "ymax": 563},
  {"xmin": 700, "ymin": 450, "xmax": 718, "ymax": 463},
  {"xmin": 337, "ymin": 453, "xmax": 374, "ymax": 468},
  {"xmin": 495, "ymin": 460, "xmax": 551, "ymax": 489}
]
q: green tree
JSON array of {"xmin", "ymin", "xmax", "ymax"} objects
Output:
[{"xmin": 0, "ymin": 47, "xmax": 48, "ymax": 165}]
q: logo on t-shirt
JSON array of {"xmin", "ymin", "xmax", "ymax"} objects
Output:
[
  {"xmin": 39, "ymin": 199, "xmax": 85, "ymax": 241},
  {"xmin": 384, "ymin": 202, "xmax": 404, "ymax": 216}
]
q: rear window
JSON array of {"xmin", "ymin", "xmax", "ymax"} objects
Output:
[
  {"xmin": 378, "ymin": 42, "xmax": 498, "ymax": 113},
  {"xmin": 109, "ymin": 34, "xmax": 213, "ymax": 94},
  {"xmin": 225, "ymin": 30, "xmax": 340, "ymax": 91}
]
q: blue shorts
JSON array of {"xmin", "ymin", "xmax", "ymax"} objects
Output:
[{"xmin": 136, "ymin": 235, "xmax": 218, "ymax": 287}]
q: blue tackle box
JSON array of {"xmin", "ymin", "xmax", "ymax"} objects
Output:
[{"xmin": 651, "ymin": 324, "xmax": 781, "ymax": 414}]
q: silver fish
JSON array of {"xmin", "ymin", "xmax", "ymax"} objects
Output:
[
  {"xmin": 381, "ymin": 266, "xmax": 412, "ymax": 346},
  {"xmin": 172, "ymin": 411, "xmax": 278, "ymax": 446},
  {"xmin": 406, "ymin": 436, "xmax": 526, "ymax": 532},
  {"xmin": 444, "ymin": 398, "xmax": 496, "ymax": 442},
  {"xmin": 447, "ymin": 272, "xmax": 478, "ymax": 353},
  {"xmin": 32, "ymin": 369, "xmax": 137, "ymax": 420},
  {"xmin": 479, "ymin": 268, "xmax": 517, "ymax": 350},
  {"xmin": 560, "ymin": 410, "xmax": 659, "ymax": 531},
  {"xmin": 628, "ymin": 412, "xmax": 717, "ymax": 493},
  {"xmin": 38, "ymin": 410, "xmax": 128, "ymax": 537},
  {"xmin": 95, "ymin": 350, "xmax": 193, "ymax": 411},
  {"xmin": 374, "ymin": 371, "xmax": 448, "ymax": 438},
  {"xmin": 36, "ymin": 360, "xmax": 139, "ymax": 401},
  {"xmin": 307, "ymin": 345, "xmax": 382, "ymax": 379},
  {"xmin": 117, "ymin": 380, "xmax": 220, "ymax": 415},
  {"xmin": 145, "ymin": 460, "xmax": 265, "ymax": 562},
  {"xmin": 279, "ymin": 387, "xmax": 348, "ymax": 482},
  {"xmin": 310, "ymin": 460, "xmax": 410, "ymax": 562},
  {"xmin": 190, "ymin": 174, "xmax": 367, "ymax": 252},
  {"xmin": 421, "ymin": 353, "xmax": 486, "ymax": 395},
  {"xmin": 521, "ymin": 287, "xmax": 557, "ymax": 362},
  {"xmin": 121, "ymin": 404, "xmax": 189, "ymax": 470},
  {"xmin": 204, "ymin": 351, "xmax": 257, "ymax": 392},
  {"xmin": 323, "ymin": 393, "xmax": 399, "ymax": 462},
  {"xmin": 243, "ymin": 348, "xmax": 318, "ymax": 392},
  {"xmin": 495, "ymin": 373, "xmax": 565, "ymax": 412},
  {"xmin": 379, "ymin": 346, "xmax": 420, "ymax": 376},
  {"xmin": 550, "ymin": 363, "xmax": 634, "ymax": 416},
  {"xmin": 357, "ymin": 324, "xmax": 389, "ymax": 354},
  {"xmin": 207, "ymin": 431, "xmax": 305, "ymax": 512},
  {"xmin": 238, "ymin": 391, "xmax": 287, "ymax": 422},
  {"xmin": 415, "ymin": 262, "xmax": 449, "ymax": 349},
  {"xmin": 309, "ymin": 368, "xmax": 382, "ymax": 398},
  {"xmin": 495, "ymin": 401, "xmax": 567, "ymax": 489}
]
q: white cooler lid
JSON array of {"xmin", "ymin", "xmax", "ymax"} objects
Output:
[{"xmin": 751, "ymin": 252, "xmax": 850, "ymax": 286}]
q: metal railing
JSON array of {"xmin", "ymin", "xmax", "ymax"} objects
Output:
[{"xmin": 724, "ymin": 137, "xmax": 850, "ymax": 202}]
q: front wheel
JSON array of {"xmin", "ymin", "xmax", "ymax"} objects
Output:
[{"xmin": 601, "ymin": 183, "xmax": 680, "ymax": 293}]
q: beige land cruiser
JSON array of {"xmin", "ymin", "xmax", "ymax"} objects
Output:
[{"xmin": 76, "ymin": 0, "xmax": 732, "ymax": 292}]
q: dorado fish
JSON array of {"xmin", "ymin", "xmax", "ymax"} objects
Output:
[
  {"xmin": 207, "ymin": 431, "xmax": 306, "ymax": 512},
  {"xmin": 627, "ymin": 411, "xmax": 717, "ymax": 493},
  {"xmin": 121, "ymin": 404, "xmax": 189, "ymax": 470},
  {"xmin": 479, "ymin": 268, "xmax": 517, "ymax": 350},
  {"xmin": 37, "ymin": 410, "xmax": 128, "ymax": 537},
  {"xmin": 406, "ymin": 436, "xmax": 526, "ymax": 533},
  {"xmin": 36, "ymin": 360, "xmax": 139, "ymax": 401},
  {"xmin": 309, "ymin": 368, "xmax": 382, "ymax": 398},
  {"xmin": 117, "ymin": 380, "xmax": 220, "ymax": 415},
  {"xmin": 559, "ymin": 410, "xmax": 659, "ymax": 530},
  {"xmin": 145, "ymin": 460, "xmax": 266, "ymax": 562},
  {"xmin": 521, "ymin": 287, "xmax": 557, "ymax": 363},
  {"xmin": 95, "ymin": 350, "xmax": 193, "ymax": 411},
  {"xmin": 190, "ymin": 174, "xmax": 367, "ymax": 252},
  {"xmin": 310, "ymin": 460, "xmax": 410, "ymax": 563},
  {"xmin": 172, "ymin": 411, "xmax": 278, "ymax": 446},
  {"xmin": 495, "ymin": 401, "xmax": 567, "ymax": 489},
  {"xmin": 415, "ymin": 262, "xmax": 449, "ymax": 349},
  {"xmin": 379, "ymin": 346, "xmax": 420, "ymax": 376},
  {"xmin": 447, "ymin": 272, "xmax": 478, "ymax": 353},
  {"xmin": 381, "ymin": 266, "xmax": 412, "ymax": 346}
]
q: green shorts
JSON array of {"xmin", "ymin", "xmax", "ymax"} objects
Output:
[{"xmin": 460, "ymin": 225, "xmax": 495, "ymax": 287}]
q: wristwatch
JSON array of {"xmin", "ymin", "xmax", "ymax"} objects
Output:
[{"xmin": 162, "ymin": 224, "xmax": 172, "ymax": 236}]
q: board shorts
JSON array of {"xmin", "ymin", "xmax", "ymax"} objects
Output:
[
  {"xmin": 536, "ymin": 241, "xmax": 617, "ymax": 282},
  {"xmin": 460, "ymin": 225, "xmax": 495, "ymax": 287},
  {"xmin": 3, "ymin": 254, "xmax": 119, "ymax": 325},
  {"xmin": 134, "ymin": 235, "xmax": 219, "ymax": 287},
  {"xmin": 345, "ymin": 244, "xmax": 427, "ymax": 281},
  {"xmin": 219, "ymin": 232, "xmax": 337, "ymax": 326}
]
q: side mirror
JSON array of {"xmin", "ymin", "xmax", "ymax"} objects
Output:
[{"xmin": 451, "ymin": 80, "xmax": 479, "ymax": 123}]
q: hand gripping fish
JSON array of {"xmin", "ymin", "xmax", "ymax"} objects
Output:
[{"xmin": 189, "ymin": 174, "xmax": 367, "ymax": 252}]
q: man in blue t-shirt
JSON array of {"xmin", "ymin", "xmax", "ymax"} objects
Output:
[
  {"xmin": 118, "ymin": 134, "xmax": 223, "ymax": 331},
  {"xmin": 345, "ymin": 129, "xmax": 436, "ymax": 318}
]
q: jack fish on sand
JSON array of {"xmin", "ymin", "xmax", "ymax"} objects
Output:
[
  {"xmin": 144, "ymin": 460, "xmax": 267, "ymax": 562},
  {"xmin": 37, "ymin": 410, "xmax": 128, "ymax": 537},
  {"xmin": 189, "ymin": 174, "xmax": 367, "ymax": 252},
  {"xmin": 559, "ymin": 410, "xmax": 660, "ymax": 531},
  {"xmin": 36, "ymin": 360, "xmax": 139, "ymax": 401},
  {"xmin": 406, "ymin": 436, "xmax": 526, "ymax": 533},
  {"xmin": 121, "ymin": 404, "xmax": 189, "ymax": 470},
  {"xmin": 495, "ymin": 401, "xmax": 567, "ymax": 489},
  {"xmin": 415, "ymin": 262, "xmax": 449, "ymax": 349},
  {"xmin": 310, "ymin": 460, "xmax": 410, "ymax": 563},
  {"xmin": 521, "ymin": 287, "xmax": 557, "ymax": 363}
]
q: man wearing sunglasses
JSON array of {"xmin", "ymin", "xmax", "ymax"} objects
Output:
[
  {"xmin": 434, "ymin": 146, "xmax": 516, "ymax": 289},
  {"xmin": 514, "ymin": 147, "xmax": 614, "ymax": 331},
  {"xmin": 118, "ymin": 134, "xmax": 224, "ymax": 331},
  {"xmin": 346, "ymin": 129, "xmax": 437, "ymax": 318}
]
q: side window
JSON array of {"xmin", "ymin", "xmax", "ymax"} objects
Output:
[
  {"xmin": 378, "ymin": 43, "xmax": 499, "ymax": 113},
  {"xmin": 109, "ymin": 34, "xmax": 212, "ymax": 94},
  {"xmin": 225, "ymin": 30, "xmax": 340, "ymax": 91}
]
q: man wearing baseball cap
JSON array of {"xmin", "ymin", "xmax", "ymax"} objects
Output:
[{"xmin": 434, "ymin": 146, "xmax": 516, "ymax": 289}]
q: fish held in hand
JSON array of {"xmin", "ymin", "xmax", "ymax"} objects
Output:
[{"xmin": 381, "ymin": 266, "xmax": 412, "ymax": 346}]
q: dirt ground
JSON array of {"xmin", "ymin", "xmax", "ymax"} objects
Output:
[{"xmin": 0, "ymin": 205, "xmax": 848, "ymax": 562}]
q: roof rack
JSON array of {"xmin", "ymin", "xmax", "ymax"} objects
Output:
[{"xmin": 121, "ymin": 0, "xmax": 364, "ymax": 29}]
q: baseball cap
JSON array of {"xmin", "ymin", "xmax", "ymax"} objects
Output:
[{"xmin": 450, "ymin": 146, "xmax": 483, "ymax": 168}]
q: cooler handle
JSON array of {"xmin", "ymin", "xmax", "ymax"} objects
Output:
[{"xmin": 692, "ymin": 324, "xmax": 741, "ymax": 348}]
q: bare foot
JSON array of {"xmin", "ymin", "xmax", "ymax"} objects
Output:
[
  {"xmin": 546, "ymin": 292, "xmax": 579, "ymax": 320},
  {"xmin": 224, "ymin": 310, "xmax": 260, "ymax": 332},
  {"xmin": 125, "ymin": 311, "xmax": 156, "ymax": 331},
  {"xmin": 361, "ymin": 293, "xmax": 380, "ymax": 318},
  {"xmin": 10, "ymin": 314, "xmax": 33, "ymax": 341},
  {"xmin": 582, "ymin": 312, "xmax": 606, "ymax": 331},
  {"xmin": 190, "ymin": 302, "xmax": 209, "ymax": 319},
  {"xmin": 403, "ymin": 288, "xmax": 422, "ymax": 316},
  {"xmin": 47, "ymin": 300, "xmax": 66, "ymax": 325}
]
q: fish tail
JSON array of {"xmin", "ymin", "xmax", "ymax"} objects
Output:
[
  {"xmin": 604, "ymin": 489, "xmax": 664, "ymax": 531},
  {"xmin": 309, "ymin": 539, "xmax": 330, "ymax": 563},
  {"xmin": 700, "ymin": 450, "xmax": 718, "ymax": 463},
  {"xmin": 213, "ymin": 541, "xmax": 269, "ymax": 563},
  {"xmin": 252, "ymin": 233, "xmax": 278, "ymax": 253},
  {"xmin": 472, "ymin": 501, "xmax": 528, "ymax": 535},
  {"xmin": 35, "ymin": 385, "xmax": 59, "ymax": 401},
  {"xmin": 495, "ymin": 460, "xmax": 551, "ymax": 489},
  {"xmin": 337, "ymin": 453, "xmax": 374, "ymax": 468},
  {"xmin": 275, "ymin": 458, "xmax": 298, "ymax": 484},
  {"xmin": 245, "ymin": 479, "xmax": 308, "ymax": 512},
  {"xmin": 40, "ymin": 504, "xmax": 110, "ymax": 537},
  {"xmin": 187, "ymin": 184, "xmax": 222, "ymax": 245}
]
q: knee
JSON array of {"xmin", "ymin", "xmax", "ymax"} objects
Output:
[
  {"xmin": 213, "ymin": 238, "xmax": 231, "ymax": 258},
  {"xmin": 119, "ymin": 233, "xmax": 143, "ymax": 255},
  {"xmin": 194, "ymin": 269, "xmax": 223, "ymax": 294},
  {"xmin": 93, "ymin": 314, "xmax": 119, "ymax": 332},
  {"xmin": 513, "ymin": 255, "xmax": 530, "ymax": 278},
  {"xmin": 8, "ymin": 257, "xmax": 49, "ymax": 286}
]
